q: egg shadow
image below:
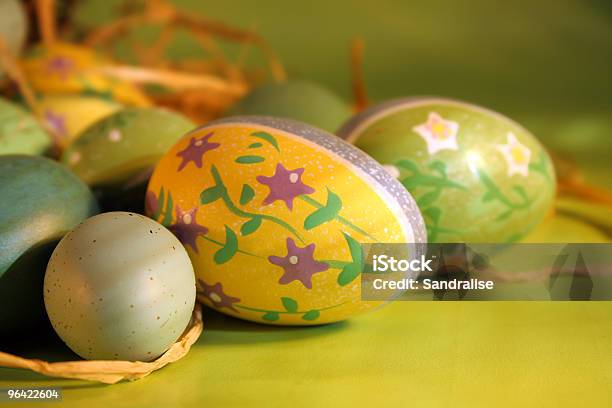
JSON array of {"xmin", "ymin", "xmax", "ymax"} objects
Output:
[
  {"xmin": 0, "ymin": 327, "xmax": 105, "ymax": 389},
  {"xmin": 95, "ymin": 181, "xmax": 149, "ymax": 214},
  {"xmin": 0, "ymin": 239, "xmax": 107, "ymax": 387},
  {"xmin": 0, "ymin": 239, "xmax": 59, "ymax": 340},
  {"xmin": 196, "ymin": 306, "xmax": 350, "ymax": 346}
]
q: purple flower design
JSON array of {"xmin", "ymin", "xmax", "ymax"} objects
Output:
[
  {"xmin": 169, "ymin": 205, "xmax": 208, "ymax": 253},
  {"xmin": 46, "ymin": 56, "xmax": 75, "ymax": 79},
  {"xmin": 268, "ymin": 238, "xmax": 329, "ymax": 289},
  {"xmin": 197, "ymin": 279, "xmax": 241, "ymax": 312},
  {"xmin": 44, "ymin": 110, "xmax": 67, "ymax": 136},
  {"xmin": 176, "ymin": 132, "xmax": 220, "ymax": 171},
  {"xmin": 256, "ymin": 164, "xmax": 315, "ymax": 210}
]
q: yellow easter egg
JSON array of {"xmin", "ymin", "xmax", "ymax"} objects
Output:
[
  {"xmin": 20, "ymin": 42, "xmax": 151, "ymax": 107},
  {"xmin": 38, "ymin": 95, "xmax": 121, "ymax": 149},
  {"xmin": 146, "ymin": 116, "xmax": 426, "ymax": 325}
]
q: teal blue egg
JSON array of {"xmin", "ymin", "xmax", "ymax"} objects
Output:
[{"xmin": 0, "ymin": 155, "xmax": 98, "ymax": 337}]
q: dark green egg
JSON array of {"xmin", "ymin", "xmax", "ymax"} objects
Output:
[
  {"xmin": 226, "ymin": 80, "xmax": 352, "ymax": 133},
  {"xmin": 0, "ymin": 155, "xmax": 99, "ymax": 338}
]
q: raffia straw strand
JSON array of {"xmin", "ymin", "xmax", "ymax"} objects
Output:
[
  {"xmin": 0, "ymin": 36, "xmax": 64, "ymax": 157},
  {"xmin": 141, "ymin": 24, "xmax": 176, "ymax": 67},
  {"xmin": 235, "ymin": 29, "xmax": 255, "ymax": 70},
  {"xmin": 84, "ymin": 1, "xmax": 286, "ymax": 82},
  {"xmin": 179, "ymin": 15, "xmax": 286, "ymax": 82},
  {"xmin": 0, "ymin": 38, "xmax": 39, "ymax": 114},
  {"xmin": 190, "ymin": 29, "xmax": 243, "ymax": 83},
  {"xmin": 84, "ymin": 15, "xmax": 146, "ymax": 47},
  {"xmin": 36, "ymin": 0, "xmax": 57, "ymax": 46},
  {"xmin": 0, "ymin": 304, "xmax": 203, "ymax": 385},
  {"xmin": 96, "ymin": 64, "xmax": 247, "ymax": 94}
]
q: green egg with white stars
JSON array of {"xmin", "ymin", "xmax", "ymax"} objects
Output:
[
  {"xmin": 338, "ymin": 98, "xmax": 556, "ymax": 243},
  {"xmin": 44, "ymin": 212, "xmax": 196, "ymax": 361}
]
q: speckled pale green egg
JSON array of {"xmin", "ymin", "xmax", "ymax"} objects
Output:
[
  {"xmin": 61, "ymin": 108, "xmax": 194, "ymax": 211},
  {"xmin": 337, "ymin": 98, "xmax": 556, "ymax": 243},
  {"xmin": 0, "ymin": 98, "xmax": 50, "ymax": 155},
  {"xmin": 0, "ymin": 155, "xmax": 98, "ymax": 337},
  {"xmin": 147, "ymin": 116, "xmax": 426, "ymax": 325},
  {"xmin": 44, "ymin": 212, "xmax": 196, "ymax": 361},
  {"xmin": 0, "ymin": 0, "xmax": 27, "ymax": 77},
  {"xmin": 226, "ymin": 80, "xmax": 352, "ymax": 133}
]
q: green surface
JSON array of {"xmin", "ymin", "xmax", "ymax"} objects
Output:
[
  {"xmin": 1, "ymin": 0, "xmax": 611, "ymax": 406},
  {"xmin": 1, "ymin": 296, "xmax": 612, "ymax": 407}
]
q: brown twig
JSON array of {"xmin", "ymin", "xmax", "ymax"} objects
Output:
[
  {"xmin": 178, "ymin": 14, "xmax": 285, "ymax": 82},
  {"xmin": 85, "ymin": 15, "xmax": 147, "ymax": 49},
  {"xmin": 234, "ymin": 26, "xmax": 255, "ymax": 72},
  {"xmin": 0, "ymin": 35, "xmax": 63, "ymax": 156},
  {"xmin": 350, "ymin": 37, "xmax": 368, "ymax": 112},
  {"xmin": 84, "ymin": 0, "xmax": 286, "ymax": 82},
  {"xmin": 551, "ymin": 152, "xmax": 612, "ymax": 208},
  {"xmin": 190, "ymin": 29, "xmax": 243, "ymax": 83},
  {"xmin": 557, "ymin": 180, "xmax": 612, "ymax": 208}
]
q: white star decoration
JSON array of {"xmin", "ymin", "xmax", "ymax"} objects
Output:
[
  {"xmin": 496, "ymin": 132, "xmax": 531, "ymax": 177},
  {"xmin": 413, "ymin": 112, "xmax": 460, "ymax": 155}
]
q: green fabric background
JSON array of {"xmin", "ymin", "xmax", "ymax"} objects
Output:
[{"xmin": 1, "ymin": 1, "xmax": 611, "ymax": 406}]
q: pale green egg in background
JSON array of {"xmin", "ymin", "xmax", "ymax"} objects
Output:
[
  {"xmin": 226, "ymin": 80, "xmax": 352, "ymax": 133},
  {"xmin": 0, "ymin": 98, "xmax": 51, "ymax": 156},
  {"xmin": 61, "ymin": 108, "xmax": 195, "ymax": 212},
  {"xmin": 61, "ymin": 108, "xmax": 195, "ymax": 188}
]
